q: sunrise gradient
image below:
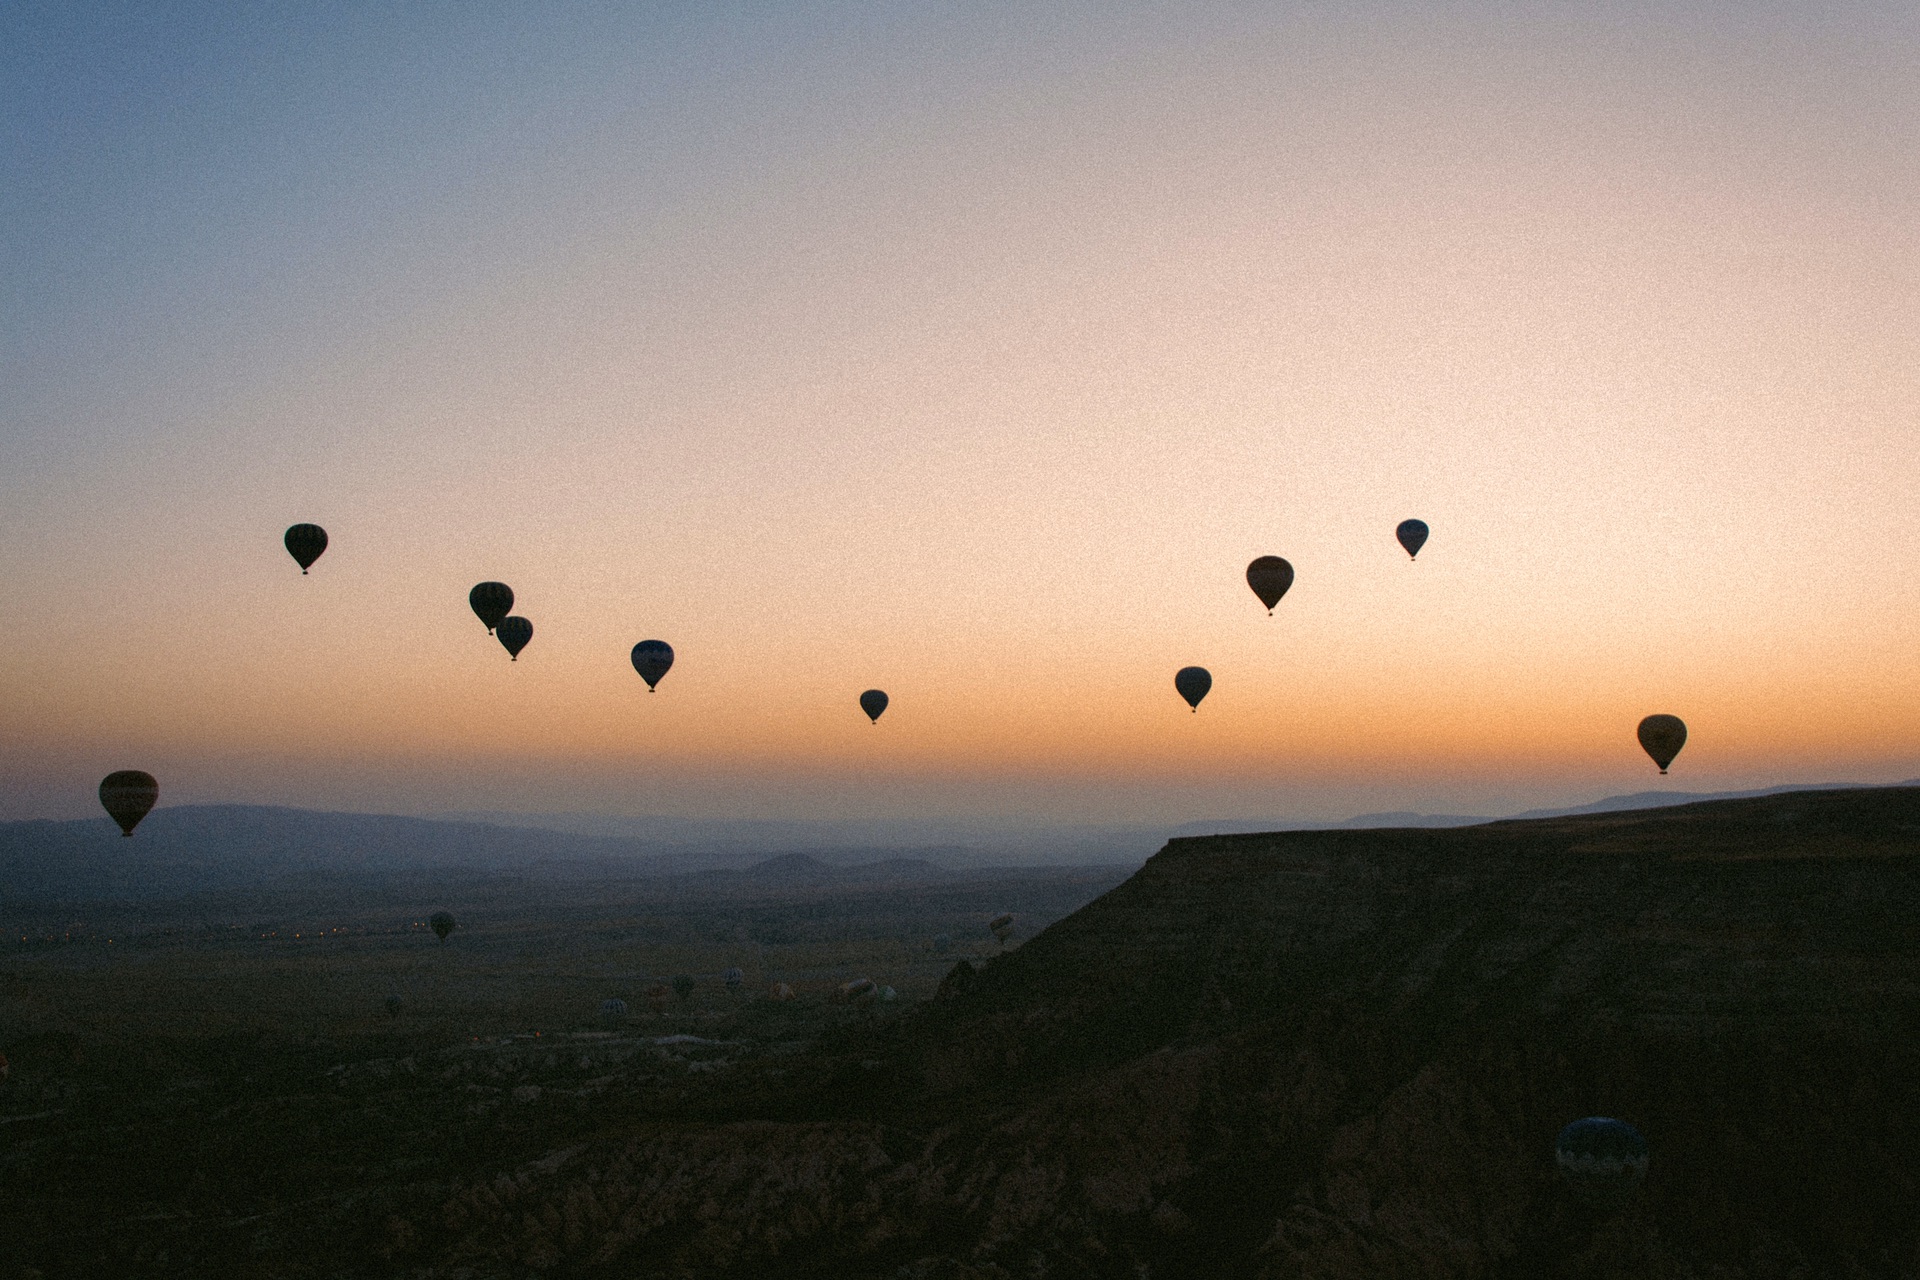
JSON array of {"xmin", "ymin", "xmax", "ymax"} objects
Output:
[{"xmin": 4, "ymin": 3, "xmax": 1917, "ymax": 824}]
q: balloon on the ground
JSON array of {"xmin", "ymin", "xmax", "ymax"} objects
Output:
[
  {"xmin": 1637, "ymin": 714, "xmax": 1687, "ymax": 774},
  {"xmin": 1245, "ymin": 556, "xmax": 1294, "ymax": 613},
  {"xmin": 989, "ymin": 913, "xmax": 1014, "ymax": 943},
  {"xmin": 1174, "ymin": 667, "xmax": 1212, "ymax": 711},
  {"xmin": 600, "ymin": 998, "xmax": 628, "ymax": 1022},
  {"xmin": 495, "ymin": 616, "xmax": 532, "ymax": 660},
  {"xmin": 723, "ymin": 967, "xmax": 744, "ymax": 992},
  {"xmin": 283, "ymin": 524, "xmax": 328, "ymax": 574},
  {"xmin": 1555, "ymin": 1117, "xmax": 1648, "ymax": 1208},
  {"xmin": 429, "ymin": 912, "xmax": 455, "ymax": 942},
  {"xmin": 99, "ymin": 771, "xmax": 158, "ymax": 837},
  {"xmin": 631, "ymin": 640, "xmax": 674, "ymax": 690},
  {"xmin": 469, "ymin": 582, "xmax": 514, "ymax": 633},
  {"xmin": 860, "ymin": 689, "xmax": 889, "ymax": 723},
  {"xmin": 1396, "ymin": 519, "xmax": 1429, "ymax": 559}
]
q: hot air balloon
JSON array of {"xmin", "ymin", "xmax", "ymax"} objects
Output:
[
  {"xmin": 99, "ymin": 771, "xmax": 158, "ymax": 837},
  {"xmin": 880, "ymin": 985, "xmax": 897, "ymax": 1002},
  {"xmin": 1174, "ymin": 667, "xmax": 1211, "ymax": 711},
  {"xmin": 672, "ymin": 974, "xmax": 696, "ymax": 1002},
  {"xmin": 1245, "ymin": 556, "xmax": 1294, "ymax": 613},
  {"xmin": 769, "ymin": 982, "xmax": 795, "ymax": 1001},
  {"xmin": 723, "ymin": 967, "xmax": 743, "ymax": 992},
  {"xmin": 284, "ymin": 524, "xmax": 328, "ymax": 574},
  {"xmin": 383, "ymin": 994, "xmax": 403, "ymax": 1018},
  {"xmin": 839, "ymin": 978, "xmax": 877, "ymax": 1004},
  {"xmin": 645, "ymin": 982, "xmax": 672, "ymax": 1011},
  {"xmin": 600, "ymin": 998, "xmax": 628, "ymax": 1023},
  {"xmin": 495, "ymin": 616, "xmax": 532, "ymax": 660},
  {"xmin": 630, "ymin": 640, "xmax": 674, "ymax": 690},
  {"xmin": 860, "ymin": 689, "xmax": 889, "ymax": 723},
  {"xmin": 429, "ymin": 912, "xmax": 455, "ymax": 942},
  {"xmin": 1396, "ymin": 519, "xmax": 1429, "ymax": 560},
  {"xmin": 1555, "ymin": 1117, "xmax": 1648, "ymax": 1208},
  {"xmin": 1637, "ymin": 714, "xmax": 1687, "ymax": 774},
  {"xmin": 989, "ymin": 913, "xmax": 1014, "ymax": 944},
  {"xmin": 469, "ymin": 582, "xmax": 514, "ymax": 633},
  {"xmin": 933, "ymin": 933, "xmax": 952, "ymax": 955}
]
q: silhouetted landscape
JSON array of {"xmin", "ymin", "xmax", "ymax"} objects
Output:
[{"xmin": 4, "ymin": 787, "xmax": 1915, "ymax": 1277}]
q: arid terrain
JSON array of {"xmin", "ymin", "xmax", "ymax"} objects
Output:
[{"xmin": 5, "ymin": 789, "xmax": 1919, "ymax": 1277}]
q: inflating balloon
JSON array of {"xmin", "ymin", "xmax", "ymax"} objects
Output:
[
  {"xmin": 860, "ymin": 689, "xmax": 889, "ymax": 723},
  {"xmin": 1396, "ymin": 519, "xmax": 1429, "ymax": 560},
  {"xmin": 1245, "ymin": 556, "xmax": 1294, "ymax": 613},
  {"xmin": 1637, "ymin": 714, "xmax": 1687, "ymax": 774},
  {"xmin": 1555, "ymin": 1117, "xmax": 1648, "ymax": 1208},
  {"xmin": 1174, "ymin": 666, "xmax": 1212, "ymax": 711},
  {"xmin": 429, "ymin": 912, "xmax": 455, "ymax": 942},
  {"xmin": 631, "ymin": 640, "xmax": 674, "ymax": 690},
  {"xmin": 99, "ymin": 771, "xmax": 158, "ymax": 837},
  {"xmin": 284, "ymin": 524, "xmax": 328, "ymax": 574},
  {"xmin": 469, "ymin": 582, "xmax": 514, "ymax": 633},
  {"xmin": 496, "ymin": 616, "xmax": 532, "ymax": 660}
]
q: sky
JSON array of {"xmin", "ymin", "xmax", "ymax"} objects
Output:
[{"xmin": 3, "ymin": 1, "xmax": 1917, "ymax": 826}]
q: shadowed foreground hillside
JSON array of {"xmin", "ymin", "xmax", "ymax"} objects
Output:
[{"xmin": 5, "ymin": 788, "xmax": 1918, "ymax": 1278}]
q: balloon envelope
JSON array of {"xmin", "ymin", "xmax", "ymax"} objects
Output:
[
  {"xmin": 631, "ymin": 640, "xmax": 674, "ymax": 690},
  {"xmin": 1555, "ymin": 1117, "xmax": 1648, "ymax": 1207},
  {"xmin": 469, "ymin": 582, "xmax": 514, "ymax": 633},
  {"xmin": 495, "ymin": 616, "xmax": 532, "ymax": 660},
  {"xmin": 283, "ymin": 523, "xmax": 328, "ymax": 573},
  {"xmin": 860, "ymin": 689, "xmax": 889, "ymax": 722},
  {"xmin": 1637, "ymin": 714, "xmax": 1687, "ymax": 773},
  {"xmin": 429, "ymin": 911, "xmax": 455, "ymax": 942},
  {"xmin": 723, "ymin": 967, "xmax": 744, "ymax": 990},
  {"xmin": 99, "ymin": 771, "xmax": 158, "ymax": 837},
  {"xmin": 1245, "ymin": 556, "xmax": 1294, "ymax": 613},
  {"xmin": 600, "ymin": 998, "xmax": 628, "ymax": 1021},
  {"xmin": 1174, "ymin": 666, "xmax": 1212, "ymax": 711},
  {"xmin": 1396, "ymin": 519, "xmax": 1429, "ymax": 559}
]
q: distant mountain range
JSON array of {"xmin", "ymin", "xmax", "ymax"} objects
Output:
[{"xmin": 4, "ymin": 781, "xmax": 1913, "ymax": 904}]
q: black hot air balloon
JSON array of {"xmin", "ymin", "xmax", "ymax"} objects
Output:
[
  {"xmin": 284, "ymin": 524, "xmax": 328, "ymax": 574},
  {"xmin": 1245, "ymin": 556, "xmax": 1294, "ymax": 613},
  {"xmin": 469, "ymin": 582, "xmax": 514, "ymax": 633},
  {"xmin": 860, "ymin": 690, "xmax": 889, "ymax": 723},
  {"xmin": 495, "ymin": 616, "xmax": 532, "ymax": 660},
  {"xmin": 1396, "ymin": 519, "xmax": 1429, "ymax": 560},
  {"xmin": 1637, "ymin": 714, "xmax": 1687, "ymax": 774},
  {"xmin": 99, "ymin": 771, "xmax": 158, "ymax": 837},
  {"xmin": 1555, "ymin": 1118, "xmax": 1648, "ymax": 1209},
  {"xmin": 429, "ymin": 911, "xmax": 455, "ymax": 942},
  {"xmin": 1174, "ymin": 666, "xmax": 1211, "ymax": 711},
  {"xmin": 631, "ymin": 640, "xmax": 674, "ymax": 690}
]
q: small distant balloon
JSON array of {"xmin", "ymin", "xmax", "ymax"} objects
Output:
[
  {"xmin": 631, "ymin": 640, "xmax": 674, "ymax": 690},
  {"xmin": 989, "ymin": 913, "xmax": 1014, "ymax": 944},
  {"xmin": 429, "ymin": 911, "xmax": 455, "ymax": 942},
  {"xmin": 1245, "ymin": 556, "xmax": 1294, "ymax": 613},
  {"xmin": 1555, "ymin": 1118, "xmax": 1648, "ymax": 1208},
  {"xmin": 879, "ymin": 985, "xmax": 897, "ymax": 1002},
  {"xmin": 99, "ymin": 771, "xmax": 158, "ymax": 837},
  {"xmin": 769, "ymin": 982, "xmax": 796, "ymax": 1001},
  {"xmin": 1637, "ymin": 714, "xmax": 1687, "ymax": 774},
  {"xmin": 383, "ymin": 994, "xmax": 403, "ymax": 1018},
  {"xmin": 645, "ymin": 982, "xmax": 672, "ymax": 1010},
  {"xmin": 1174, "ymin": 666, "xmax": 1212, "ymax": 711},
  {"xmin": 600, "ymin": 998, "xmax": 628, "ymax": 1023},
  {"xmin": 495, "ymin": 616, "xmax": 532, "ymax": 660},
  {"xmin": 1396, "ymin": 519, "xmax": 1429, "ymax": 560},
  {"xmin": 672, "ymin": 974, "xmax": 696, "ymax": 1002},
  {"xmin": 839, "ymin": 978, "xmax": 877, "ymax": 1004},
  {"xmin": 284, "ymin": 524, "xmax": 328, "ymax": 574},
  {"xmin": 469, "ymin": 582, "xmax": 514, "ymax": 633},
  {"xmin": 860, "ymin": 689, "xmax": 889, "ymax": 723},
  {"xmin": 723, "ymin": 967, "xmax": 744, "ymax": 992}
]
